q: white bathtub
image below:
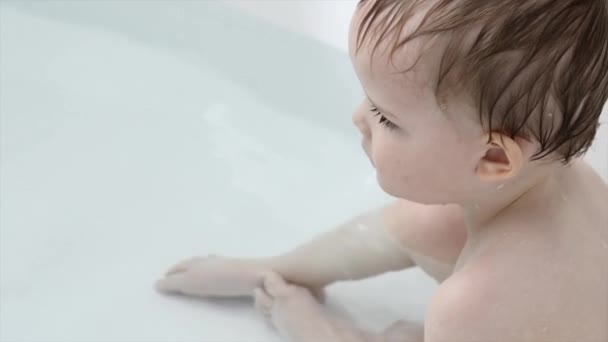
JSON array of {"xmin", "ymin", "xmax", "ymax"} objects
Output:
[
  {"xmin": 0, "ymin": 1, "xmax": 436, "ymax": 341},
  {"xmin": 0, "ymin": 1, "xmax": 605, "ymax": 341}
]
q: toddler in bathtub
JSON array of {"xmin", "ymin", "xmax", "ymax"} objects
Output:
[{"xmin": 155, "ymin": 0, "xmax": 608, "ymax": 341}]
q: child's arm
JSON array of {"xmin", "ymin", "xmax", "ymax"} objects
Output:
[
  {"xmin": 155, "ymin": 201, "xmax": 420, "ymax": 297},
  {"xmin": 257, "ymin": 203, "xmax": 416, "ymax": 289}
]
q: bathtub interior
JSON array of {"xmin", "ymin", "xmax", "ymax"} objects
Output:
[
  {"xmin": 0, "ymin": 1, "xmax": 437, "ymax": 341},
  {"xmin": 1, "ymin": 1, "xmax": 607, "ymax": 341}
]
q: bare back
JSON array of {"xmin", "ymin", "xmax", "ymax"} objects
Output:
[
  {"xmin": 390, "ymin": 160, "xmax": 607, "ymax": 340},
  {"xmin": 421, "ymin": 160, "xmax": 608, "ymax": 341}
]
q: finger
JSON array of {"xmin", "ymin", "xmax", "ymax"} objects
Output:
[
  {"xmin": 165, "ymin": 266, "xmax": 187, "ymax": 277},
  {"xmin": 263, "ymin": 272, "xmax": 288, "ymax": 297},
  {"xmin": 155, "ymin": 274, "xmax": 190, "ymax": 294},
  {"xmin": 165, "ymin": 257, "xmax": 199, "ymax": 276},
  {"xmin": 254, "ymin": 287, "xmax": 273, "ymax": 316}
]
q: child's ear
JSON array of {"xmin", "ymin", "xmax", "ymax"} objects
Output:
[{"xmin": 475, "ymin": 132, "xmax": 524, "ymax": 182}]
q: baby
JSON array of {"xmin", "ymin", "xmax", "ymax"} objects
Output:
[{"xmin": 156, "ymin": 0, "xmax": 608, "ymax": 341}]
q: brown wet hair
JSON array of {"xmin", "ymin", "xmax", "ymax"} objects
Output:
[{"xmin": 356, "ymin": 0, "xmax": 608, "ymax": 163}]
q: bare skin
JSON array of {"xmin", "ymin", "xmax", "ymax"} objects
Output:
[
  {"xmin": 155, "ymin": 0, "xmax": 608, "ymax": 341},
  {"xmin": 156, "ymin": 163, "xmax": 608, "ymax": 342},
  {"xmin": 430, "ymin": 161, "xmax": 608, "ymax": 342},
  {"xmin": 156, "ymin": 160, "xmax": 607, "ymax": 342}
]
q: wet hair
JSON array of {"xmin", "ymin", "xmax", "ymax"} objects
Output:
[{"xmin": 356, "ymin": 0, "xmax": 608, "ymax": 163}]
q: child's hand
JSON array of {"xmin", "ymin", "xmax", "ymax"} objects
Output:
[
  {"xmin": 155, "ymin": 255, "xmax": 267, "ymax": 297},
  {"xmin": 155, "ymin": 255, "xmax": 326, "ymax": 301},
  {"xmin": 254, "ymin": 272, "xmax": 334, "ymax": 341}
]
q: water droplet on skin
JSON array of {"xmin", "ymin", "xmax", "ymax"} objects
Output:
[
  {"xmin": 496, "ymin": 184, "xmax": 505, "ymax": 190},
  {"xmin": 547, "ymin": 113, "xmax": 553, "ymax": 118},
  {"xmin": 440, "ymin": 103, "xmax": 447, "ymax": 110},
  {"xmin": 541, "ymin": 326, "xmax": 548, "ymax": 333}
]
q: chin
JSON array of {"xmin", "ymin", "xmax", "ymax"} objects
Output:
[
  {"xmin": 376, "ymin": 174, "xmax": 414, "ymax": 201},
  {"xmin": 376, "ymin": 174, "xmax": 443, "ymax": 205}
]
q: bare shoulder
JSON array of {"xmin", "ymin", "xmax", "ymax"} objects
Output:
[
  {"xmin": 558, "ymin": 160, "xmax": 608, "ymax": 242},
  {"xmin": 562, "ymin": 160, "xmax": 608, "ymax": 207},
  {"xmin": 425, "ymin": 222, "xmax": 608, "ymax": 342},
  {"xmin": 422, "ymin": 161, "xmax": 607, "ymax": 341},
  {"xmin": 384, "ymin": 200, "xmax": 467, "ymax": 264},
  {"xmin": 425, "ymin": 266, "xmax": 561, "ymax": 342}
]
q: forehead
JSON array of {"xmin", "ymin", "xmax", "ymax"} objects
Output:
[{"xmin": 348, "ymin": 0, "xmax": 446, "ymax": 95}]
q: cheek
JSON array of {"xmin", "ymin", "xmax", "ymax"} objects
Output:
[
  {"xmin": 371, "ymin": 128, "xmax": 439, "ymax": 174},
  {"xmin": 370, "ymin": 131, "xmax": 469, "ymax": 202},
  {"xmin": 370, "ymin": 133, "xmax": 417, "ymax": 188}
]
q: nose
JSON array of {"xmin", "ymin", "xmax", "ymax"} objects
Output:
[{"xmin": 352, "ymin": 102, "xmax": 371, "ymax": 138}]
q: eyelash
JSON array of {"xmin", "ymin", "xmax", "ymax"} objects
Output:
[{"xmin": 370, "ymin": 106, "xmax": 398, "ymax": 130}]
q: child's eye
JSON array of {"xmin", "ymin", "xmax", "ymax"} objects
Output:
[{"xmin": 370, "ymin": 106, "xmax": 398, "ymax": 130}]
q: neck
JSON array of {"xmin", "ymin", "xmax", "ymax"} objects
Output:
[{"xmin": 460, "ymin": 165, "xmax": 564, "ymax": 238}]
